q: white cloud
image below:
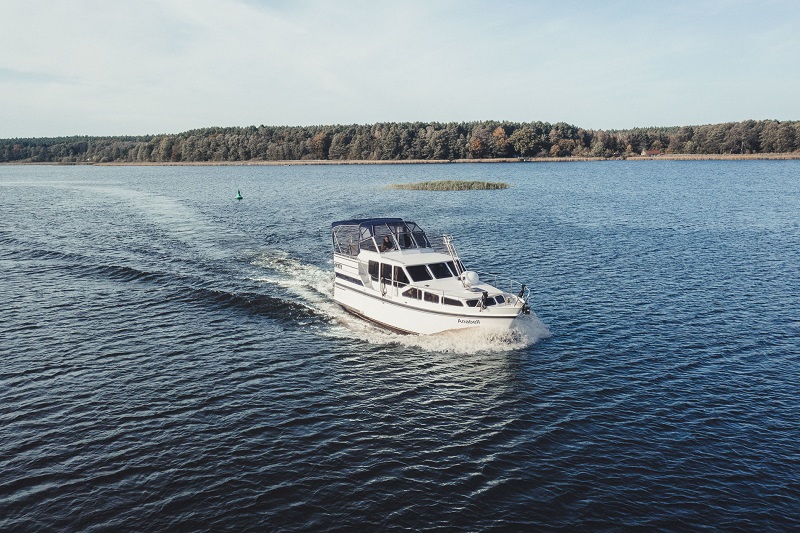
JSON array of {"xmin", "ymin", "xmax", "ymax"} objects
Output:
[{"xmin": 0, "ymin": 0, "xmax": 798, "ymax": 137}]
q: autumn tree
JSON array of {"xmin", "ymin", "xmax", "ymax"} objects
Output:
[{"xmin": 310, "ymin": 131, "xmax": 330, "ymax": 159}]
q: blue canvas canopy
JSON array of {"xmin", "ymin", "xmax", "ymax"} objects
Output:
[{"xmin": 331, "ymin": 217, "xmax": 404, "ymax": 229}]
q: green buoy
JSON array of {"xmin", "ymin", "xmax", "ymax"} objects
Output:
[{"xmin": 235, "ymin": 189, "xmax": 243, "ymax": 201}]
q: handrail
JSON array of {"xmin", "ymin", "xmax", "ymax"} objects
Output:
[
  {"xmin": 471, "ymin": 271, "xmax": 531, "ymax": 303},
  {"xmin": 415, "ymin": 234, "xmax": 531, "ymax": 304},
  {"xmin": 393, "ymin": 277, "xmax": 529, "ymax": 308},
  {"xmin": 441, "ymin": 234, "xmax": 465, "ymax": 277}
]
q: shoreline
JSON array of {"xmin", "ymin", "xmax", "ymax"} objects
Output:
[{"xmin": 2, "ymin": 153, "xmax": 799, "ymax": 166}]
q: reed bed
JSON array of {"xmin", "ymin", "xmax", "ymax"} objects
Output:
[
  {"xmin": 627, "ymin": 153, "xmax": 800, "ymax": 160},
  {"xmin": 390, "ymin": 180, "xmax": 510, "ymax": 191}
]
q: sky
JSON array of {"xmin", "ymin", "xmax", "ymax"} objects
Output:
[{"xmin": 1, "ymin": 0, "xmax": 799, "ymax": 138}]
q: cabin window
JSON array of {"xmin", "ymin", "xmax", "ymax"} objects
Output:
[
  {"xmin": 428, "ymin": 262, "xmax": 453, "ymax": 279},
  {"xmin": 446, "ymin": 261, "xmax": 458, "ymax": 276},
  {"xmin": 335, "ymin": 272, "xmax": 363, "ymax": 286},
  {"xmin": 466, "ymin": 299, "xmax": 480, "ymax": 307},
  {"xmin": 368, "ymin": 260, "xmax": 379, "ymax": 281},
  {"xmin": 394, "ymin": 266, "xmax": 409, "ymax": 287},
  {"xmin": 495, "ymin": 295, "xmax": 505, "ymax": 304},
  {"xmin": 485, "ymin": 297, "xmax": 497, "ymax": 306},
  {"xmin": 423, "ymin": 292, "xmax": 440, "ymax": 304},
  {"xmin": 443, "ymin": 297, "xmax": 462, "ymax": 307},
  {"xmin": 380, "ymin": 263, "xmax": 392, "ymax": 282},
  {"xmin": 406, "ymin": 265, "xmax": 433, "ymax": 282},
  {"xmin": 403, "ymin": 287, "xmax": 421, "ymax": 299}
]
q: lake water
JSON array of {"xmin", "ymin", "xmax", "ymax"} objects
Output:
[{"xmin": 1, "ymin": 161, "xmax": 799, "ymax": 530}]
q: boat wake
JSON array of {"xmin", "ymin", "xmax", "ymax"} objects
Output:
[{"xmin": 251, "ymin": 251, "xmax": 550, "ymax": 353}]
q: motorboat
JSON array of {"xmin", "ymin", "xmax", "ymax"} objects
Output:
[{"xmin": 331, "ymin": 217, "xmax": 531, "ymax": 335}]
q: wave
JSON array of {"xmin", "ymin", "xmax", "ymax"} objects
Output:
[
  {"xmin": 176, "ymin": 285, "xmax": 318, "ymax": 324},
  {"xmin": 8, "ymin": 226, "xmax": 550, "ymax": 352},
  {"xmin": 4, "ymin": 236, "xmax": 316, "ymax": 325},
  {"xmin": 2, "ymin": 239, "xmax": 166, "ymax": 285},
  {"xmin": 251, "ymin": 250, "xmax": 550, "ymax": 353}
]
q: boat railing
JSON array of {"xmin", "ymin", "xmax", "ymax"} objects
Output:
[
  {"xmin": 389, "ymin": 277, "xmax": 528, "ymax": 309},
  {"xmin": 473, "ymin": 271, "xmax": 531, "ymax": 303},
  {"xmin": 428, "ymin": 234, "xmax": 531, "ymax": 304}
]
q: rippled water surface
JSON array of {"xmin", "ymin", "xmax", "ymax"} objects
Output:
[{"xmin": 1, "ymin": 161, "xmax": 799, "ymax": 530}]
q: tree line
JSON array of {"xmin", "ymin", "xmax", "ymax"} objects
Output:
[{"xmin": 2, "ymin": 119, "xmax": 799, "ymax": 163}]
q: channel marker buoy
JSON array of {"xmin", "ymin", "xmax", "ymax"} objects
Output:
[{"xmin": 235, "ymin": 189, "xmax": 243, "ymax": 201}]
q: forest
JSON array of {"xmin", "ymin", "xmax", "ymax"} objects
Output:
[{"xmin": 1, "ymin": 119, "xmax": 799, "ymax": 164}]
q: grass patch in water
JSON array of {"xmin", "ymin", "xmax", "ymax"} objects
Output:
[{"xmin": 390, "ymin": 180, "xmax": 510, "ymax": 191}]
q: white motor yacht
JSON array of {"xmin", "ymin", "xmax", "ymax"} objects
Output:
[{"xmin": 331, "ymin": 217, "xmax": 531, "ymax": 335}]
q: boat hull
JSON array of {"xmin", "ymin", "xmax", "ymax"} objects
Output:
[{"xmin": 333, "ymin": 281, "xmax": 521, "ymax": 335}]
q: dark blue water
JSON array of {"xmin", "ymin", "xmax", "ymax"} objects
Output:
[{"xmin": 1, "ymin": 161, "xmax": 799, "ymax": 530}]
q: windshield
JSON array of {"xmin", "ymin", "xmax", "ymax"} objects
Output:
[
  {"xmin": 406, "ymin": 265, "xmax": 432, "ymax": 282},
  {"xmin": 428, "ymin": 262, "xmax": 454, "ymax": 279}
]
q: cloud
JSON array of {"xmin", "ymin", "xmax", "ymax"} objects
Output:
[
  {"xmin": 0, "ymin": 67, "xmax": 69, "ymax": 85},
  {"xmin": 0, "ymin": 0, "xmax": 798, "ymax": 137}
]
